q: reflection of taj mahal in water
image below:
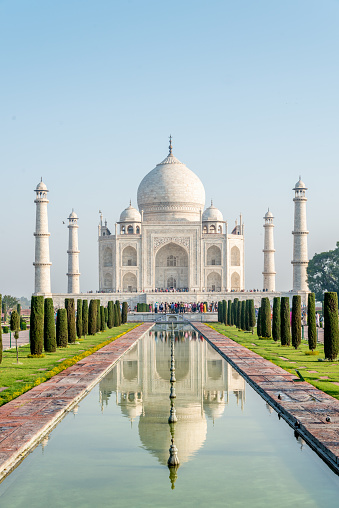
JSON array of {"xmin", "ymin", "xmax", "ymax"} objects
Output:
[{"xmin": 99, "ymin": 326, "xmax": 245, "ymax": 465}]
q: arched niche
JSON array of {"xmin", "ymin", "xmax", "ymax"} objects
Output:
[
  {"xmin": 123, "ymin": 272, "xmax": 137, "ymax": 292},
  {"xmin": 122, "ymin": 246, "xmax": 137, "ymax": 266},
  {"xmin": 207, "ymin": 245, "xmax": 221, "ymax": 266},
  {"xmin": 104, "ymin": 272, "xmax": 112, "ymax": 288},
  {"xmin": 206, "ymin": 272, "xmax": 221, "ymax": 291},
  {"xmin": 127, "ymin": 225, "xmax": 133, "ymax": 234},
  {"xmin": 231, "ymin": 271, "xmax": 240, "ymax": 291},
  {"xmin": 155, "ymin": 242, "xmax": 188, "ymax": 289},
  {"xmin": 103, "ymin": 247, "xmax": 112, "ymax": 267},
  {"xmin": 231, "ymin": 246, "xmax": 240, "ymax": 266}
]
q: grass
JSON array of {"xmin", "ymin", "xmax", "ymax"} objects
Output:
[
  {"xmin": 208, "ymin": 323, "xmax": 339, "ymax": 401},
  {"xmin": 0, "ymin": 324, "xmax": 138, "ymax": 407}
]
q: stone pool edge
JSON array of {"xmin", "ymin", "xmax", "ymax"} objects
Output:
[
  {"xmin": 192, "ymin": 322, "xmax": 339, "ymax": 475},
  {"xmin": 0, "ymin": 323, "xmax": 154, "ymax": 482}
]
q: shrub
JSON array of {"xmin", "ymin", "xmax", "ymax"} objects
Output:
[
  {"xmin": 291, "ymin": 295, "xmax": 301, "ymax": 349},
  {"xmin": 44, "ymin": 298, "xmax": 56, "ymax": 352},
  {"xmin": 56, "ymin": 308, "xmax": 68, "ymax": 347},
  {"xmin": 82, "ymin": 300, "xmax": 88, "ymax": 336},
  {"xmin": 88, "ymin": 300, "xmax": 97, "ymax": 335},
  {"xmin": 324, "ymin": 292, "xmax": 339, "ymax": 360},
  {"xmin": 65, "ymin": 298, "xmax": 76, "ymax": 343},
  {"xmin": 20, "ymin": 319, "xmax": 27, "ymax": 330},
  {"xmin": 307, "ymin": 292, "xmax": 317, "ymax": 351},
  {"xmin": 3, "ymin": 326, "xmax": 9, "ymax": 334},
  {"xmin": 272, "ymin": 297, "xmax": 281, "ymax": 342},
  {"xmin": 30, "ymin": 295, "xmax": 44, "ymax": 355},
  {"xmin": 261, "ymin": 297, "xmax": 271, "ymax": 338},
  {"xmin": 76, "ymin": 299, "xmax": 83, "ymax": 338},
  {"xmin": 100, "ymin": 305, "xmax": 106, "ymax": 331},
  {"xmin": 122, "ymin": 302, "xmax": 128, "ymax": 324},
  {"xmin": 280, "ymin": 297, "xmax": 291, "ymax": 346}
]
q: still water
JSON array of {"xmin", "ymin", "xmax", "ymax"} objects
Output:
[{"xmin": 0, "ymin": 324, "xmax": 338, "ymax": 507}]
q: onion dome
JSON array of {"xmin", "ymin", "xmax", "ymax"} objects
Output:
[
  {"xmin": 69, "ymin": 210, "xmax": 78, "ymax": 219},
  {"xmin": 35, "ymin": 178, "xmax": 48, "ymax": 191},
  {"xmin": 294, "ymin": 176, "xmax": 307, "ymax": 190},
  {"xmin": 264, "ymin": 209, "xmax": 273, "ymax": 219},
  {"xmin": 120, "ymin": 202, "xmax": 141, "ymax": 222},
  {"xmin": 202, "ymin": 201, "xmax": 223, "ymax": 222}
]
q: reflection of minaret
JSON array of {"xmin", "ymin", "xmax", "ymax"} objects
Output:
[
  {"xmin": 262, "ymin": 209, "xmax": 276, "ymax": 291},
  {"xmin": 168, "ymin": 328, "xmax": 179, "ymax": 489},
  {"xmin": 34, "ymin": 179, "xmax": 52, "ymax": 294},
  {"xmin": 67, "ymin": 209, "xmax": 80, "ymax": 294},
  {"xmin": 292, "ymin": 177, "xmax": 309, "ymax": 292}
]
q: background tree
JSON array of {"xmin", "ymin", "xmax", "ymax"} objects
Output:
[
  {"xmin": 56, "ymin": 308, "xmax": 68, "ymax": 347},
  {"xmin": 222, "ymin": 299, "xmax": 227, "ymax": 325},
  {"xmin": 30, "ymin": 295, "xmax": 44, "ymax": 355},
  {"xmin": 2, "ymin": 302, "xmax": 7, "ymax": 323},
  {"xmin": 272, "ymin": 297, "xmax": 281, "ymax": 342},
  {"xmin": 44, "ymin": 298, "xmax": 56, "ymax": 352},
  {"xmin": 324, "ymin": 292, "xmax": 339, "ymax": 360},
  {"xmin": 100, "ymin": 305, "xmax": 106, "ymax": 331},
  {"xmin": 88, "ymin": 300, "xmax": 97, "ymax": 335},
  {"xmin": 76, "ymin": 299, "xmax": 83, "ymax": 338},
  {"xmin": 122, "ymin": 302, "xmax": 128, "ymax": 324},
  {"xmin": 65, "ymin": 298, "xmax": 76, "ymax": 343},
  {"xmin": 291, "ymin": 295, "xmax": 301, "ymax": 349},
  {"xmin": 115, "ymin": 300, "xmax": 121, "ymax": 325},
  {"xmin": 0, "ymin": 295, "xmax": 2, "ymax": 364},
  {"xmin": 10, "ymin": 309, "xmax": 20, "ymax": 363},
  {"xmin": 260, "ymin": 297, "xmax": 271, "ymax": 338},
  {"xmin": 82, "ymin": 299, "xmax": 88, "ymax": 336},
  {"xmin": 280, "ymin": 297, "xmax": 291, "ymax": 346},
  {"xmin": 307, "ymin": 292, "xmax": 317, "ymax": 351},
  {"xmin": 257, "ymin": 307, "xmax": 262, "ymax": 337},
  {"xmin": 2, "ymin": 295, "xmax": 18, "ymax": 310},
  {"xmin": 307, "ymin": 242, "xmax": 339, "ymax": 302},
  {"xmin": 248, "ymin": 300, "xmax": 256, "ymax": 333},
  {"xmin": 17, "ymin": 303, "xmax": 21, "ymax": 316}
]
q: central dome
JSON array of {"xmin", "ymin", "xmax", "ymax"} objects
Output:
[{"xmin": 137, "ymin": 152, "xmax": 205, "ymax": 222}]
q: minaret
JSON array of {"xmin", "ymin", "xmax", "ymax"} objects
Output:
[
  {"xmin": 67, "ymin": 210, "xmax": 80, "ymax": 294},
  {"xmin": 292, "ymin": 177, "xmax": 309, "ymax": 292},
  {"xmin": 262, "ymin": 209, "xmax": 276, "ymax": 291},
  {"xmin": 33, "ymin": 179, "xmax": 52, "ymax": 294}
]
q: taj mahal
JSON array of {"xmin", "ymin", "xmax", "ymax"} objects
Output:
[{"xmin": 33, "ymin": 137, "xmax": 310, "ymax": 307}]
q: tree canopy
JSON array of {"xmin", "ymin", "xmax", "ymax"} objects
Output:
[
  {"xmin": 307, "ymin": 242, "xmax": 339, "ymax": 302},
  {"xmin": 2, "ymin": 295, "xmax": 18, "ymax": 310}
]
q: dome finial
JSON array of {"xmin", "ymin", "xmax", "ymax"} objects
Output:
[
  {"xmin": 129, "ymin": 199, "xmax": 131, "ymax": 206},
  {"xmin": 168, "ymin": 135, "xmax": 173, "ymax": 156},
  {"xmin": 211, "ymin": 199, "xmax": 213, "ymax": 206}
]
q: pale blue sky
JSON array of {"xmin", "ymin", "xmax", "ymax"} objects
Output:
[{"xmin": 1, "ymin": 0, "xmax": 339, "ymax": 297}]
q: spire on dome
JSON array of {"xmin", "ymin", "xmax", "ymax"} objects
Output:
[
  {"xmin": 211, "ymin": 199, "xmax": 213, "ymax": 206},
  {"xmin": 129, "ymin": 199, "xmax": 132, "ymax": 206},
  {"xmin": 168, "ymin": 135, "xmax": 173, "ymax": 156}
]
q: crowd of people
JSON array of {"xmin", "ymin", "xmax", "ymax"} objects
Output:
[{"xmin": 133, "ymin": 302, "xmax": 219, "ymax": 313}]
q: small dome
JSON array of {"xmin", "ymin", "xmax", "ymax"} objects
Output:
[
  {"xmin": 202, "ymin": 202, "xmax": 223, "ymax": 222},
  {"xmin": 264, "ymin": 209, "xmax": 273, "ymax": 219},
  {"xmin": 120, "ymin": 203, "xmax": 141, "ymax": 222},
  {"xmin": 69, "ymin": 210, "xmax": 78, "ymax": 219},
  {"xmin": 294, "ymin": 177, "xmax": 306, "ymax": 189},
  {"xmin": 36, "ymin": 179, "xmax": 48, "ymax": 191}
]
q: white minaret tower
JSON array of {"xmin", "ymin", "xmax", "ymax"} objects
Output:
[
  {"xmin": 67, "ymin": 210, "xmax": 80, "ymax": 294},
  {"xmin": 33, "ymin": 179, "xmax": 52, "ymax": 294},
  {"xmin": 262, "ymin": 209, "xmax": 276, "ymax": 291},
  {"xmin": 292, "ymin": 177, "xmax": 309, "ymax": 292}
]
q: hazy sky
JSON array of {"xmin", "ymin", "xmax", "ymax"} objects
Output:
[{"xmin": 1, "ymin": 0, "xmax": 339, "ymax": 298}]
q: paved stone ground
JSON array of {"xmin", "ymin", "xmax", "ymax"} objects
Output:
[
  {"xmin": 2, "ymin": 330, "xmax": 29, "ymax": 351},
  {"xmin": 193, "ymin": 323, "xmax": 339, "ymax": 473},
  {"xmin": 0, "ymin": 323, "xmax": 153, "ymax": 480}
]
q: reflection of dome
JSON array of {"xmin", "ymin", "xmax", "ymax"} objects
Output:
[
  {"xmin": 203, "ymin": 391, "xmax": 226, "ymax": 420},
  {"xmin": 120, "ymin": 391, "xmax": 143, "ymax": 422},
  {"xmin": 137, "ymin": 152, "xmax": 205, "ymax": 222},
  {"xmin": 202, "ymin": 202, "xmax": 223, "ymax": 222},
  {"xmin": 120, "ymin": 204, "xmax": 141, "ymax": 222}
]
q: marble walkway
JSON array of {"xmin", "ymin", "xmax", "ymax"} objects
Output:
[
  {"xmin": 0, "ymin": 323, "xmax": 153, "ymax": 480},
  {"xmin": 193, "ymin": 323, "xmax": 339, "ymax": 474}
]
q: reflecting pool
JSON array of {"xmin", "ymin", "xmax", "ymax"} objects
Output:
[{"xmin": 0, "ymin": 324, "xmax": 338, "ymax": 507}]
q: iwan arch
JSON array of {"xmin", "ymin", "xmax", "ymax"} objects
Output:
[{"xmin": 98, "ymin": 140, "xmax": 244, "ymax": 293}]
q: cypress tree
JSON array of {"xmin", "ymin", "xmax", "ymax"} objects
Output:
[
  {"xmin": 104, "ymin": 306, "xmax": 108, "ymax": 325},
  {"xmin": 10, "ymin": 309, "xmax": 20, "ymax": 363},
  {"xmin": 324, "ymin": 292, "xmax": 339, "ymax": 360},
  {"xmin": 17, "ymin": 303, "xmax": 21, "ymax": 316},
  {"xmin": 291, "ymin": 295, "xmax": 301, "ymax": 349},
  {"xmin": 108, "ymin": 301, "xmax": 114, "ymax": 328},
  {"xmin": 30, "ymin": 295, "xmax": 44, "ymax": 355},
  {"xmin": 222, "ymin": 299, "xmax": 227, "ymax": 325},
  {"xmin": 257, "ymin": 307, "xmax": 262, "ymax": 337},
  {"xmin": 76, "ymin": 299, "xmax": 83, "ymax": 339},
  {"xmin": 100, "ymin": 305, "xmax": 106, "ymax": 331},
  {"xmin": 56, "ymin": 308, "xmax": 68, "ymax": 347},
  {"xmin": 65, "ymin": 298, "xmax": 76, "ymax": 343},
  {"xmin": 280, "ymin": 297, "xmax": 291, "ymax": 346},
  {"xmin": 116, "ymin": 300, "xmax": 121, "ymax": 325},
  {"xmin": 88, "ymin": 299, "xmax": 97, "ymax": 335},
  {"xmin": 261, "ymin": 297, "xmax": 271, "ymax": 338},
  {"xmin": 3, "ymin": 303, "xmax": 7, "ymax": 323},
  {"xmin": 82, "ymin": 299, "xmax": 88, "ymax": 336},
  {"xmin": 96, "ymin": 300, "xmax": 101, "ymax": 332},
  {"xmin": 272, "ymin": 297, "xmax": 281, "ymax": 342},
  {"xmin": 308, "ymin": 292, "xmax": 317, "ymax": 351},
  {"xmin": 44, "ymin": 298, "xmax": 56, "ymax": 352},
  {"xmin": 245, "ymin": 300, "xmax": 250, "ymax": 331},
  {"xmin": 113, "ymin": 304, "xmax": 119, "ymax": 327},
  {"xmin": 237, "ymin": 301, "xmax": 242, "ymax": 329},
  {"xmin": 233, "ymin": 298, "xmax": 239, "ymax": 327},
  {"xmin": 227, "ymin": 300, "xmax": 232, "ymax": 326},
  {"xmin": 122, "ymin": 302, "xmax": 128, "ymax": 324},
  {"xmin": 0, "ymin": 295, "xmax": 2, "ymax": 364},
  {"xmin": 248, "ymin": 300, "xmax": 256, "ymax": 333},
  {"xmin": 240, "ymin": 301, "xmax": 246, "ymax": 330}
]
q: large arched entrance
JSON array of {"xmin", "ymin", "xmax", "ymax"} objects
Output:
[{"xmin": 155, "ymin": 242, "xmax": 189, "ymax": 290}]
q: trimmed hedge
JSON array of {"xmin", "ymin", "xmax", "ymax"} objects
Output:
[
  {"xmin": 44, "ymin": 298, "xmax": 56, "ymax": 352},
  {"xmin": 56, "ymin": 308, "xmax": 68, "ymax": 347},
  {"xmin": 30, "ymin": 295, "xmax": 44, "ymax": 355},
  {"xmin": 280, "ymin": 297, "xmax": 291, "ymax": 346},
  {"xmin": 324, "ymin": 292, "xmax": 339, "ymax": 360},
  {"xmin": 307, "ymin": 293, "xmax": 317, "ymax": 351},
  {"xmin": 291, "ymin": 295, "xmax": 301, "ymax": 349},
  {"xmin": 272, "ymin": 297, "xmax": 281, "ymax": 342}
]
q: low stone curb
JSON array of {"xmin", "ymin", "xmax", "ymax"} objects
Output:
[
  {"xmin": 193, "ymin": 323, "xmax": 339, "ymax": 474},
  {"xmin": 0, "ymin": 323, "xmax": 154, "ymax": 481}
]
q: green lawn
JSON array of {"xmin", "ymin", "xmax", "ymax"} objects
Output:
[
  {"xmin": 209, "ymin": 324, "xmax": 339, "ymax": 401},
  {"xmin": 0, "ymin": 324, "xmax": 138, "ymax": 406}
]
